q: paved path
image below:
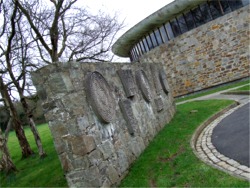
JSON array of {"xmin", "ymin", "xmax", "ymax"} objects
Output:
[
  {"xmin": 179, "ymin": 84, "xmax": 250, "ymax": 181},
  {"xmin": 212, "ymin": 102, "xmax": 249, "ymax": 167},
  {"xmin": 194, "ymin": 104, "xmax": 250, "ymax": 181},
  {"xmin": 177, "ymin": 83, "xmax": 250, "ymax": 105}
]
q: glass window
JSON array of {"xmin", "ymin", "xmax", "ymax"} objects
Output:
[
  {"xmin": 242, "ymin": 0, "xmax": 250, "ymax": 6},
  {"xmin": 165, "ymin": 22, "xmax": 174, "ymax": 40},
  {"xmin": 228, "ymin": 0, "xmax": 243, "ymax": 10},
  {"xmin": 133, "ymin": 46, "xmax": 139, "ymax": 59},
  {"xmin": 177, "ymin": 15, "xmax": 188, "ymax": 33},
  {"xmin": 150, "ymin": 32, "xmax": 158, "ymax": 47},
  {"xmin": 146, "ymin": 35, "xmax": 153, "ymax": 50},
  {"xmin": 184, "ymin": 11, "xmax": 196, "ymax": 30},
  {"xmin": 199, "ymin": 3, "xmax": 212, "ymax": 23},
  {"xmin": 132, "ymin": 48, "xmax": 138, "ymax": 61},
  {"xmin": 142, "ymin": 38, "xmax": 149, "ymax": 52},
  {"xmin": 159, "ymin": 25, "xmax": 169, "ymax": 43},
  {"xmin": 154, "ymin": 29, "xmax": 163, "ymax": 45},
  {"xmin": 170, "ymin": 18, "xmax": 182, "ymax": 37},
  {"xmin": 191, "ymin": 6, "xmax": 205, "ymax": 27},
  {"xmin": 139, "ymin": 40, "xmax": 146, "ymax": 54},
  {"xmin": 208, "ymin": 1, "xmax": 223, "ymax": 19},
  {"xmin": 129, "ymin": 51, "xmax": 134, "ymax": 62},
  {"xmin": 136, "ymin": 43, "xmax": 142, "ymax": 56},
  {"xmin": 219, "ymin": 0, "xmax": 231, "ymax": 14}
]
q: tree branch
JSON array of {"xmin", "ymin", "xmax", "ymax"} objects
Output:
[{"xmin": 15, "ymin": 0, "xmax": 52, "ymax": 56}]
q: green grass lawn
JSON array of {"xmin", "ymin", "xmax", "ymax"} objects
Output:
[
  {"xmin": 119, "ymin": 100, "xmax": 249, "ymax": 187},
  {"xmin": 0, "ymin": 124, "xmax": 67, "ymax": 187},
  {"xmin": 1, "ymin": 100, "xmax": 249, "ymax": 187},
  {"xmin": 175, "ymin": 79, "xmax": 249, "ymax": 103},
  {"xmin": 233, "ymin": 84, "xmax": 250, "ymax": 91}
]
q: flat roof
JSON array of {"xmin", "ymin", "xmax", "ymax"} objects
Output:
[{"xmin": 112, "ymin": 0, "xmax": 206, "ymax": 57}]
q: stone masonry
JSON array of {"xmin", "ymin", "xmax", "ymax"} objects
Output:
[
  {"xmin": 140, "ymin": 5, "xmax": 250, "ymax": 97},
  {"xmin": 32, "ymin": 61, "xmax": 176, "ymax": 187}
]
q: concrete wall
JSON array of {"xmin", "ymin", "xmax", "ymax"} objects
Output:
[
  {"xmin": 32, "ymin": 61, "xmax": 175, "ymax": 187},
  {"xmin": 139, "ymin": 5, "xmax": 249, "ymax": 97}
]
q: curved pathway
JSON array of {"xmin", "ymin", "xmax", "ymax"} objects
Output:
[
  {"xmin": 212, "ymin": 102, "xmax": 249, "ymax": 167},
  {"xmin": 195, "ymin": 103, "xmax": 250, "ymax": 181},
  {"xmin": 180, "ymin": 83, "xmax": 250, "ymax": 181}
]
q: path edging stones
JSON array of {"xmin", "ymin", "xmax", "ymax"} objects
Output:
[{"xmin": 190, "ymin": 101, "xmax": 250, "ymax": 181}]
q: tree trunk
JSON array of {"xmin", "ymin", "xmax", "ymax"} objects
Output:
[
  {"xmin": 0, "ymin": 77, "xmax": 34, "ymax": 158},
  {"xmin": 29, "ymin": 118, "xmax": 47, "ymax": 158},
  {"xmin": 11, "ymin": 109, "xmax": 34, "ymax": 158},
  {"xmin": 0, "ymin": 117, "xmax": 17, "ymax": 173},
  {"xmin": 20, "ymin": 97, "xmax": 47, "ymax": 158}
]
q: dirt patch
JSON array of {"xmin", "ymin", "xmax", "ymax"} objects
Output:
[
  {"xmin": 222, "ymin": 91, "xmax": 250, "ymax": 95},
  {"xmin": 158, "ymin": 146, "xmax": 185, "ymax": 163},
  {"xmin": 149, "ymin": 178, "xmax": 157, "ymax": 187}
]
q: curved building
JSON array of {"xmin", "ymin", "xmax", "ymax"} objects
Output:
[{"xmin": 112, "ymin": 0, "xmax": 249, "ymax": 97}]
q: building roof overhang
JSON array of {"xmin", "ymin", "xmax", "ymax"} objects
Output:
[{"xmin": 112, "ymin": 0, "xmax": 207, "ymax": 57}]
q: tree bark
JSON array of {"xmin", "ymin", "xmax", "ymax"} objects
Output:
[
  {"xmin": 20, "ymin": 97, "xmax": 47, "ymax": 158},
  {"xmin": 0, "ymin": 117, "xmax": 17, "ymax": 173},
  {"xmin": 0, "ymin": 77, "xmax": 34, "ymax": 158}
]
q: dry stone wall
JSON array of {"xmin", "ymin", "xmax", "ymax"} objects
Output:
[
  {"xmin": 32, "ymin": 61, "xmax": 176, "ymax": 187},
  {"xmin": 139, "ymin": 5, "xmax": 250, "ymax": 97}
]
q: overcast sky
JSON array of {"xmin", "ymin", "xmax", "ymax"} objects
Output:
[{"xmin": 77, "ymin": 0, "xmax": 175, "ymax": 61}]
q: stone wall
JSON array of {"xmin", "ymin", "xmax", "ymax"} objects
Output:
[
  {"xmin": 32, "ymin": 61, "xmax": 175, "ymax": 187},
  {"xmin": 139, "ymin": 5, "xmax": 249, "ymax": 97}
]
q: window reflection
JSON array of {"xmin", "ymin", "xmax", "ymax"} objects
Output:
[
  {"xmin": 170, "ymin": 18, "xmax": 182, "ymax": 37},
  {"xmin": 177, "ymin": 15, "xmax": 189, "ymax": 33},
  {"xmin": 242, "ymin": 0, "xmax": 250, "ymax": 6},
  {"xmin": 165, "ymin": 23, "xmax": 174, "ymax": 39},
  {"xmin": 143, "ymin": 38, "xmax": 149, "ymax": 52},
  {"xmin": 159, "ymin": 25, "xmax": 169, "ymax": 43},
  {"xmin": 199, "ymin": 3, "xmax": 212, "ymax": 22},
  {"xmin": 146, "ymin": 35, "xmax": 153, "ymax": 50},
  {"xmin": 132, "ymin": 48, "xmax": 138, "ymax": 61},
  {"xmin": 150, "ymin": 32, "xmax": 158, "ymax": 47},
  {"xmin": 191, "ymin": 6, "xmax": 204, "ymax": 27},
  {"xmin": 134, "ymin": 46, "xmax": 140, "ymax": 57},
  {"xmin": 184, "ymin": 11, "xmax": 196, "ymax": 30},
  {"xmin": 220, "ymin": 0, "xmax": 231, "ymax": 14},
  {"xmin": 228, "ymin": 0, "xmax": 243, "ymax": 10},
  {"xmin": 208, "ymin": 1, "xmax": 223, "ymax": 19},
  {"xmin": 129, "ymin": 0, "xmax": 248, "ymax": 61},
  {"xmin": 139, "ymin": 40, "xmax": 146, "ymax": 53},
  {"xmin": 154, "ymin": 29, "xmax": 163, "ymax": 45}
]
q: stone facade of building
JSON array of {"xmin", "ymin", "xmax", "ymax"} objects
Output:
[
  {"xmin": 32, "ymin": 61, "xmax": 176, "ymax": 187},
  {"xmin": 139, "ymin": 6, "xmax": 249, "ymax": 97}
]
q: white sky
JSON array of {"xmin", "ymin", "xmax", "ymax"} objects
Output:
[{"xmin": 77, "ymin": 0, "xmax": 175, "ymax": 61}]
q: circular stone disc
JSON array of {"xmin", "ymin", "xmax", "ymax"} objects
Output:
[
  {"xmin": 136, "ymin": 70, "xmax": 152, "ymax": 102},
  {"xmin": 85, "ymin": 71, "xmax": 116, "ymax": 123},
  {"xmin": 159, "ymin": 70, "xmax": 170, "ymax": 95}
]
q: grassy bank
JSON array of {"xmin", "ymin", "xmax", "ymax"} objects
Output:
[
  {"xmin": 1, "ymin": 100, "xmax": 248, "ymax": 187},
  {"xmin": 233, "ymin": 84, "xmax": 250, "ymax": 91},
  {"xmin": 0, "ymin": 124, "xmax": 67, "ymax": 187},
  {"xmin": 119, "ymin": 100, "xmax": 248, "ymax": 187}
]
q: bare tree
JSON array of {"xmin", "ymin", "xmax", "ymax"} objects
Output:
[
  {"xmin": 0, "ymin": 75, "xmax": 34, "ymax": 158},
  {"xmin": 15, "ymin": 0, "xmax": 124, "ymax": 63},
  {"xmin": 0, "ymin": 0, "xmax": 47, "ymax": 158},
  {"xmin": 0, "ymin": 96, "xmax": 17, "ymax": 173},
  {"xmin": 0, "ymin": 0, "xmax": 123, "ymax": 160}
]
